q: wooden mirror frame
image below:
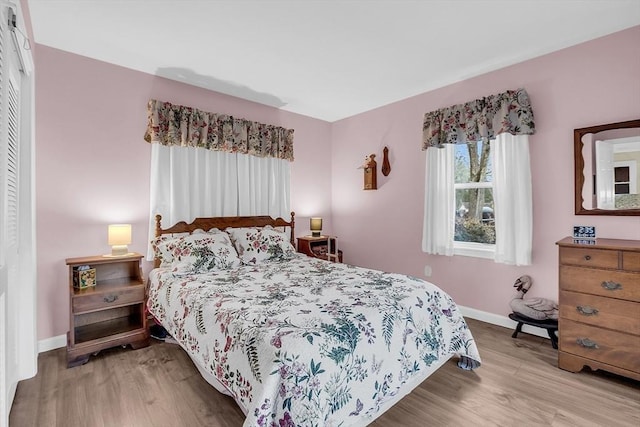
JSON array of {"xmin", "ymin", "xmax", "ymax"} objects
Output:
[{"xmin": 574, "ymin": 119, "xmax": 640, "ymax": 216}]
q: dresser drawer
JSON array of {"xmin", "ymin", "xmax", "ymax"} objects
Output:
[
  {"xmin": 559, "ymin": 291, "xmax": 640, "ymax": 335},
  {"xmin": 559, "ymin": 247, "xmax": 619, "ymax": 269},
  {"xmin": 623, "ymin": 251, "xmax": 640, "ymax": 272},
  {"xmin": 72, "ymin": 286, "xmax": 145, "ymax": 314},
  {"xmin": 559, "ymin": 265, "xmax": 640, "ymax": 302},
  {"xmin": 559, "ymin": 319, "xmax": 640, "ymax": 373}
]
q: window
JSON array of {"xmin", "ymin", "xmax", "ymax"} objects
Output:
[
  {"xmin": 423, "ymin": 133, "xmax": 532, "ymax": 265},
  {"xmin": 454, "ymin": 141, "xmax": 495, "ymax": 257},
  {"xmin": 144, "ymin": 100, "xmax": 293, "ymax": 261},
  {"xmin": 614, "ymin": 162, "xmax": 636, "ymax": 195},
  {"xmin": 421, "ymin": 88, "xmax": 533, "ymax": 265},
  {"xmin": 147, "ymin": 146, "xmax": 291, "ymax": 260},
  {"xmin": 614, "ymin": 165, "xmax": 630, "ymax": 194}
]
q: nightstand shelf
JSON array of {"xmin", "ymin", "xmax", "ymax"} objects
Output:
[
  {"xmin": 297, "ymin": 236, "xmax": 343, "ymax": 263},
  {"xmin": 66, "ymin": 253, "xmax": 149, "ymax": 367},
  {"xmin": 74, "ymin": 314, "xmax": 144, "ymax": 344}
]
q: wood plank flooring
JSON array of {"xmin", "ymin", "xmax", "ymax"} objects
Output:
[{"xmin": 10, "ymin": 319, "xmax": 640, "ymax": 426}]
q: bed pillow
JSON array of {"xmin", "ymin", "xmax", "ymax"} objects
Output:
[
  {"xmin": 152, "ymin": 231, "xmax": 240, "ymax": 272},
  {"xmin": 151, "ymin": 234, "xmax": 180, "ymax": 264},
  {"xmin": 225, "ymin": 226, "xmax": 296, "ymax": 265},
  {"xmin": 151, "ymin": 229, "xmax": 221, "ymax": 262}
]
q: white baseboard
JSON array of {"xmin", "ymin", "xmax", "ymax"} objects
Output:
[
  {"xmin": 36, "ymin": 307, "xmax": 551, "ymax": 354},
  {"xmin": 38, "ymin": 334, "xmax": 66, "ymax": 353},
  {"xmin": 458, "ymin": 305, "xmax": 551, "ymax": 340}
]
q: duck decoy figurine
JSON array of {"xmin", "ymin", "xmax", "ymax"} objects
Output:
[{"xmin": 509, "ymin": 275, "xmax": 558, "ymax": 320}]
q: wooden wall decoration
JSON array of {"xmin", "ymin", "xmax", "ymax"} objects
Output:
[
  {"xmin": 362, "ymin": 154, "xmax": 377, "ymax": 190},
  {"xmin": 382, "ymin": 146, "xmax": 391, "ymax": 176}
]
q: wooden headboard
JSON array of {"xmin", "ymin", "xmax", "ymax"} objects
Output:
[{"xmin": 154, "ymin": 212, "xmax": 296, "ymax": 268}]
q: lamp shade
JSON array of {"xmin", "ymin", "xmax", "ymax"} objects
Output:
[
  {"xmin": 107, "ymin": 224, "xmax": 132, "ymax": 257},
  {"xmin": 310, "ymin": 217, "xmax": 322, "ymax": 237},
  {"xmin": 108, "ymin": 224, "xmax": 132, "ymax": 245}
]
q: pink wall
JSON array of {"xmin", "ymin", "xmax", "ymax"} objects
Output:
[
  {"xmin": 35, "ymin": 27, "xmax": 640, "ymax": 342},
  {"xmin": 331, "ymin": 26, "xmax": 640, "ymax": 317},
  {"xmin": 35, "ymin": 46, "xmax": 333, "ymax": 340}
]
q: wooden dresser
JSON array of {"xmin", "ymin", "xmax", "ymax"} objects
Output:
[{"xmin": 556, "ymin": 237, "xmax": 639, "ymax": 380}]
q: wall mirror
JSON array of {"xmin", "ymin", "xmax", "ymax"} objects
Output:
[{"xmin": 574, "ymin": 119, "xmax": 640, "ymax": 215}]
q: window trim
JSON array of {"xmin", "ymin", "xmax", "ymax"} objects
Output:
[
  {"xmin": 453, "ymin": 241, "xmax": 495, "ymax": 259},
  {"xmin": 454, "ymin": 182, "xmax": 492, "ymax": 190}
]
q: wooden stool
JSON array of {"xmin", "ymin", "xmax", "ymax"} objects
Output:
[{"xmin": 508, "ymin": 312, "xmax": 558, "ymax": 349}]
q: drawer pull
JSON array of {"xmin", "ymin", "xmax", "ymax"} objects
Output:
[
  {"xmin": 576, "ymin": 305, "xmax": 599, "ymax": 316},
  {"xmin": 576, "ymin": 338, "xmax": 599, "ymax": 349},
  {"xmin": 103, "ymin": 294, "xmax": 119, "ymax": 303},
  {"xmin": 584, "ymin": 255, "xmax": 591, "ymax": 261},
  {"xmin": 601, "ymin": 281, "xmax": 622, "ymax": 291}
]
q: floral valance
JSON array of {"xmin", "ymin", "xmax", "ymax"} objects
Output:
[
  {"xmin": 422, "ymin": 88, "xmax": 535, "ymax": 149},
  {"xmin": 144, "ymin": 99, "xmax": 294, "ymax": 161}
]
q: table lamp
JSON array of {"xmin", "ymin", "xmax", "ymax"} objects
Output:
[{"xmin": 310, "ymin": 217, "xmax": 322, "ymax": 237}]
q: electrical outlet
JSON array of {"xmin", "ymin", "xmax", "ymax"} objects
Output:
[{"xmin": 424, "ymin": 265, "xmax": 432, "ymax": 277}]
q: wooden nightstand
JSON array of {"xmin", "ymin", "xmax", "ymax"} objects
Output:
[
  {"xmin": 297, "ymin": 236, "xmax": 343, "ymax": 263},
  {"xmin": 66, "ymin": 253, "xmax": 149, "ymax": 367}
]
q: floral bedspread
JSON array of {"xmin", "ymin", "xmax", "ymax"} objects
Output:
[{"xmin": 148, "ymin": 255, "xmax": 481, "ymax": 426}]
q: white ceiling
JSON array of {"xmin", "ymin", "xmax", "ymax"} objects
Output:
[{"xmin": 27, "ymin": 0, "xmax": 640, "ymax": 122}]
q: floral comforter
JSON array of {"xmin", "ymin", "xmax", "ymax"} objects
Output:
[{"xmin": 148, "ymin": 255, "xmax": 481, "ymax": 426}]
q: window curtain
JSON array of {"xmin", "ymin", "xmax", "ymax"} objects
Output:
[
  {"xmin": 237, "ymin": 153, "xmax": 290, "ymax": 216},
  {"xmin": 492, "ymin": 134, "xmax": 532, "ymax": 265},
  {"xmin": 421, "ymin": 88, "xmax": 535, "ymax": 265},
  {"xmin": 422, "ymin": 144, "xmax": 455, "ymax": 255},
  {"xmin": 145, "ymin": 100, "xmax": 293, "ymax": 260},
  {"xmin": 422, "ymin": 88, "xmax": 535, "ymax": 148},
  {"xmin": 144, "ymin": 99, "xmax": 294, "ymax": 161}
]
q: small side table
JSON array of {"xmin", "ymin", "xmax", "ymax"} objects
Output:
[
  {"xmin": 297, "ymin": 236, "xmax": 343, "ymax": 263},
  {"xmin": 66, "ymin": 253, "xmax": 149, "ymax": 367},
  {"xmin": 509, "ymin": 312, "xmax": 558, "ymax": 349}
]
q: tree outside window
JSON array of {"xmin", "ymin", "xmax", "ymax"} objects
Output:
[{"xmin": 454, "ymin": 141, "xmax": 495, "ymax": 245}]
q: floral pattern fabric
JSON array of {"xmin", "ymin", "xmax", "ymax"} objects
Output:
[
  {"xmin": 148, "ymin": 255, "xmax": 481, "ymax": 426},
  {"xmin": 144, "ymin": 99, "xmax": 294, "ymax": 161},
  {"xmin": 226, "ymin": 226, "xmax": 296, "ymax": 265},
  {"xmin": 151, "ymin": 232, "xmax": 241, "ymax": 272},
  {"xmin": 422, "ymin": 88, "xmax": 535, "ymax": 149}
]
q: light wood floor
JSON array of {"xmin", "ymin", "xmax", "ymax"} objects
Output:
[{"xmin": 10, "ymin": 318, "xmax": 640, "ymax": 426}]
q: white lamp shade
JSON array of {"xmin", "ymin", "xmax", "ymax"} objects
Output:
[
  {"xmin": 310, "ymin": 217, "xmax": 322, "ymax": 237},
  {"xmin": 108, "ymin": 224, "xmax": 132, "ymax": 245}
]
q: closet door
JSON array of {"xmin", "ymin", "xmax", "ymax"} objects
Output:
[
  {"xmin": 0, "ymin": 12, "xmax": 12, "ymax": 421},
  {"xmin": 0, "ymin": 4, "xmax": 33, "ymax": 424}
]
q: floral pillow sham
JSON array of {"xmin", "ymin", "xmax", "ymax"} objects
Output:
[
  {"xmin": 225, "ymin": 226, "xmax": 296, "ymax": 265},
  {"xmin": 152, "ymin": 230, "xmax": 241, "ymax": 272}
]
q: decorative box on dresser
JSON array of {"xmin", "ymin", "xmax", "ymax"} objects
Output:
[
  {"xmin": 556, "ymin": 237, "xmax": 640, "ymax": 381},
  {"xmin": 66, "ymin": 253, "xmax": 149, "ymax": 367}
]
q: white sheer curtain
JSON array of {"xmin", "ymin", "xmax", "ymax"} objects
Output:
[
  {"xmin": 422, "ymin": 143, "xmax": 455, "ymax": 255},
  {"xmin": 147, "ymin": 144, "xmax": 290, "ymax": 259},
  {"xmin": 492, "ymin": 133, "xmax": 532, "ymax": 265},
  {"xmin": 237, "ymin": 154, "xmax": 291, "ymax": 217}
]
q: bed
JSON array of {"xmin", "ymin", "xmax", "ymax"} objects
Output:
[{"xmin": 147, "ymin": 213, "xmax": 481, "ymax": 427}]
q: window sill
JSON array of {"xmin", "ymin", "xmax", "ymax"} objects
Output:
[{"xmin": 453, "ymin": 242, "xmax": 495, "ymax": 260}]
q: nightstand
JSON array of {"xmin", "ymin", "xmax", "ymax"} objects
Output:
[
  {"xmin": 297, "ymin": 236, "xmax": 343, "ymax": 263},
  {"xmin": 66, "ymin": 253, "xmax": 149, "ymax": 367}
]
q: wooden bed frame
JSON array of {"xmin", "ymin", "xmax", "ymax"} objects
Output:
[{"xmin": 153, "ymin": 212, "xmax": 296, "ymax": 268}]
